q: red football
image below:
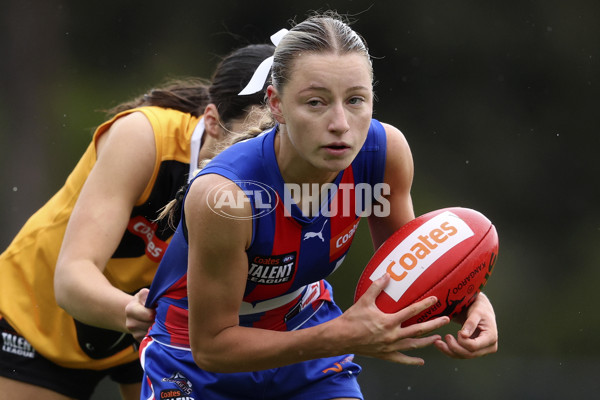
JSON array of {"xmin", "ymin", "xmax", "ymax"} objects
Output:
[{"xmin": 354, "ymin": 207, "xmax": 498, "ymax": 326}]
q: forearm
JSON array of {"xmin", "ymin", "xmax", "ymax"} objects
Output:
[
  {"xmin": 54, "ymin": 261, "xmax": 132, "ymax": 332},
  {"xmin": 191, "ymin": 293, "xmax": 451, "ymax": 372},
  {"xmin": 191, "ymin": 318, "xmax": 345, "ymax": 373}
]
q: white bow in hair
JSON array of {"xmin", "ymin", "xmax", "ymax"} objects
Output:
[{"xmin": 238, "ymin": 28, "xmax": 289, "ymax": 96}]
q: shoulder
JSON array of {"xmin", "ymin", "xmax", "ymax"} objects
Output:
[
  {"xmin": 379, "ymin": 122, "xmax": 410, "ymax": 154},
  {"xmin": 368, "ymin": 121, "xmax": 414, "ymax": 197},
  {"xmin": 379, "ymin": 122, "xmax": 413, "ymax": 172},
  {"xmin": 184, "ymin": 173, "xmax": 253, "ymax": 249},
  {"xmin": 110, "ymin": 110, "xmax": 153, "ymax": 130},
  {"xmin": 128, "ymin": 105, "xmax": 189, "ymax": 119},
  {"xmin": 355, "ymin": 120, "xmax": 411, "ymax": 185},
  {"xmin": 96, "ymin": 111, "xmax": 155, "ymax": 157},
  {"xmin": 99, "ymin": 107, "xmax": 192, "ymax": 140},
  {"xmin": 363, "ymin": 119, "xmax": 409, "ymax": 153},
  {"xmin": 186, "ymin": 174, "xmax": 253, "ymax": 218}
]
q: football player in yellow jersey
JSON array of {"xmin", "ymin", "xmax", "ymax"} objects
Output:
[{"xmin": 0, "ymin": 43, "xmax": 274, "ymax": 400}]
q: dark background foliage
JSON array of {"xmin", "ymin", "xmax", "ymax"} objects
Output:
[{"xmin": 1, "ymin": 1, "xmax": 598, "ymax": 398}]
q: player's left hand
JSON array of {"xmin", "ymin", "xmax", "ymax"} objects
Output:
[{"xmin": 434, "ymin": 292, "xmax": 498, "ymax": 358}]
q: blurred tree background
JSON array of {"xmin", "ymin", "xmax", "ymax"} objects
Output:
[{"xmin": 1, "ymin": 0, "xmax": 598, "ymax": 398}]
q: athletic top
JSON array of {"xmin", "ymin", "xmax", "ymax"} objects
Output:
[
  {"xmin": 146, "ymin": 119, "xmax": 387, "ymax": 348},
  {"xmin": 0, "ymin": 106, "xmax": 203, "ymax": 370}
]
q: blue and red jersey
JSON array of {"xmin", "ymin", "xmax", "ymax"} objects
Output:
[{"xmin": 145, "ymin": 119, "xmax": 387, "ymax": 348}]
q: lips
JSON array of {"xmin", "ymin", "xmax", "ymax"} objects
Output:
[
  {"xmin": 323, "ymin": 142, "xmax": 350, "ymax": 151},
  {"xmin": 322, "ymin": 142, "xmax": 351, "ymax": 157}
]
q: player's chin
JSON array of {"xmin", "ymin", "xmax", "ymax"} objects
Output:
[{"xmin": 319, "ymin": 153, "xmax": 356, "ymax": 172}]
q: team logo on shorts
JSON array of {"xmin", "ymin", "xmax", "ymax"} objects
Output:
[{"xmin": 162, "ymin": 372, "xmax": 193, "ymax": 396}]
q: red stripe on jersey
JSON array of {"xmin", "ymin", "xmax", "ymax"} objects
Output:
[
  {"xmin": 164, "ymin": 305, "xmax": 190, "ymax": 347},
  {"xmin": 249, "ymin": 291, "xmax": 304, "ymax": 331},
  {"xmin": 305, "ymin": 280, "xmax": 332, "ymax": 310},
  {"xmin": 139, "ymin": 336, "xmax": 153, "ymax": 357},
  {"xmin": 243, "ymin": 194, "xmax": 302, "ymax": 304},
  {"xmin": 272, "ymin": 195, "xmax": 303, "ymax": 256},
  {"xmin": 145, "ymin": 375, "xmax": 155, "ymax": 400},
  {"xmin": 329, "ymin": 168, "xmax": 361, "ymax": 262},
  {"xmin": 163, "ymin": 274, "xmax": 188, "ymax": 300},
  {"xmin": 314, "ymin": 282, "xmax": 332, "ymax": 310}
]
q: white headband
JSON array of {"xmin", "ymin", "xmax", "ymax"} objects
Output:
[{"xmin": 238, "ymin": 28, "xmax": 288, "ymax": 96}]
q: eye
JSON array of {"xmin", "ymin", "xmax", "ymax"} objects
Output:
[
  {"xmin": 307, "ymin": 99, "xmax": 323, "ymax": 107},
  {"xmin": 348, "ymin": 97, "xmax": 365, "ymax": 106}
]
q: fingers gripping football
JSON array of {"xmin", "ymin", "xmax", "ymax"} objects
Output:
[
  {"xmin": 434, "ymin": 292, "xmax": 498, "ymax": 359},
  {"xmin": 340, "ymin": 274, "xmax": 450, "ymax": 365}
]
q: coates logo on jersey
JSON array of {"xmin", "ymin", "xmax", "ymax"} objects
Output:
[
  {"xmin": 127, "ymin": 216, "xmax": 168, "ymax": 262},
  {"xmin": 207, "ymin": 180, "xmax": 278, "ymax": 220}
]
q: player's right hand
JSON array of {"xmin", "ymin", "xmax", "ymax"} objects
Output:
[{"xmin": 125, "ymin": 288, "xmax": 156, "ymax": 342}]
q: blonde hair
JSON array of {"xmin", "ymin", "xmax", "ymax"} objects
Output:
[{"xmin": 271, "ymin": 11, "xmax": 373, "ymax": 94}]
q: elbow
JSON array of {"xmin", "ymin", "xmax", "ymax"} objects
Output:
[
  {"xmin": 189, "ymin": 319, "xmax": 244, "ymax": 372},
  {"xmin": 54, "ymin": 282, "xmax": 69, "ymax": 311},
  {"xmin": 191, "ymin": 348, "xmax": 227, "ymax": 373},
  {"xmin": 191, "ymin": 342, "xmax": 236, "ymax": 373},
  {"xmin": 53, "ymin": 262, "xmax": 73, "ymax": 311},
  {"xmin": 191, "ymin": 350, "xmax": 213, "ymax": 372}
]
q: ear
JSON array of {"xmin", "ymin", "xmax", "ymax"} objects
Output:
[
  {"xmin": 203, "ymin": 103, "xmax": 222, "ymax": 138},
  {"xmin": 267, "ymin": 85, "xmax": 285, "ymax": 124}
]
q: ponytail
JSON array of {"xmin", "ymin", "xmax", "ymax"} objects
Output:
[
  {"xmin": 105, "ymin": 78, "xmax": 212, "ymax": 118},
  {"xmin": 156, "ymin": 183, "xmax": 188, "ymax": 231}
]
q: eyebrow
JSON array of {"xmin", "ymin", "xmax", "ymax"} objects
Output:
[{"xmin": 298, "ymin": 85, "xmax": 371, "ymax": 95}]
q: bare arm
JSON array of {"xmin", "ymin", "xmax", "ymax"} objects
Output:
[
  {"xmin": 55, "ymin": 112, "xmax": 156, "ymax": 333},
  {"xmin": 187, "ymin": 173, "xmax": 450, "ymax": 373}
]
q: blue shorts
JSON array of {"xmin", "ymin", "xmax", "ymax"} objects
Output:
[{"xmin": 140, "ymin": 300, "xmax": 363, "ymax": 400}]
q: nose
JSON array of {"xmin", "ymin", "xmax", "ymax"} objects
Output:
[{"xmin": 327, "ymin": 102, "xmax": 350, "ymax": 134}]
